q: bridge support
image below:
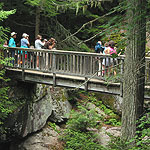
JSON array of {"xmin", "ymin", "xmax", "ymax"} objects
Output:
[
  {"xmin": 84, "ymin": 77, "xmax": 88, "ymax": 91},
  {"xmin": 120, "ymin": 82, "xmax": 123, "ymax": 97},
  {"xmin": 53, "ymin": 73, "xmax": 56, "ymax": 87},
  {"xmin": 22, "ymin": 69, "xmax": 25, "ymax": 81}
]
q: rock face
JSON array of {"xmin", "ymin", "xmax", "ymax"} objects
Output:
[
  {"xmin": 98, "ymin": 126, "xmax": 121, "ymax": 147},
  {"xmin": 1, "ymin": 81, "xmax": 71, "ymax": 141},
  {"xmin": 49, "ymin": 87, "xmax": 72, "ymax": 122},
  {"xmin": 10, "ymin": 125, "xmax": 64, "ymax": 150}
]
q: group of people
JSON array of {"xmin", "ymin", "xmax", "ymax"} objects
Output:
[
  {"xmin": 6, "ymin": 31, "xmax": 57, "ymax": 68},
  {"xmin": 95, "ymin": 40, "xmax": 117, "ymax": 76},
  {"xmin": 7, "ymin": 32, "xmax": 57, "ymax": 50},
  {"xmin": 5, "ymin": 31, "xmax": 117, "ymax": 74}
]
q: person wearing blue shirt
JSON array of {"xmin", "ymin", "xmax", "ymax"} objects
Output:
[
  {"xmin": 21, "ymin": 33, "xmax": 30, "ymax": 49},
  {"xmin": 20, "ymin": 33, "xmax": 30, "ymax": 64},
  {"xmin": 8, "ymin": 32, "xmax": 17, "ymax": 65},
  {"xmin": 8, "ymin": 32, "xmax": 17, "ymax": 47}
]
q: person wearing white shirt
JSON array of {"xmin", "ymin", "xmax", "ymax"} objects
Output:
[
  {"xmin": 35, "ymin": 35, "xmax": 45, "ymax": 49},
  {"xmin": 35, "ymin": 35, "xmax": 45, "ymax": 69}
]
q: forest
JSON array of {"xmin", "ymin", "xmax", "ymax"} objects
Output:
[{"xmin": 0, "ymin": 0, "xmax": 150, "ymax": 150}]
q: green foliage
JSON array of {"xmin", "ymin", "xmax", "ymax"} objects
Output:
[
  {"xmin": 0, "ymin": 5, "xmax": 16, "ymax": 133},
  {"xmin": 105, "ymin": 118, "xmax": 121, "ymax": 127},
  {"xmin": 47, "ymin": 122, "xmax": 60, "ymax": 133},
  {"xmin": 25, "ymin": 0, "xmax": 58, "ymax": 16},
  {"xmin": 0, "ymin": 69, "xmax": 12, "ymax": 128},
  {"xmin": 108, "ymin": 111, "xmax": 150, "ymax": 150},
  {"xmin": 62, "ymin": 129, "xmax": 105, "ymax": 150},
  {"xmin": 0, "ymin": 4, "xmax": 16, "ymax": 49},
  {"xmin": 87, "ymin": 93, "xmax": 121, "ymax": 126},
  {"xmin": 79, "ymin": 43, "xmax": 91, "ymax": 52},
  {"xmin": 61, "ymin": 104, "xmax": 106, "ymax": 150},
  {"xmin": 66, "ymin": 105, "xmax": 100, "ymax": 132},
  {"xmin": 0, "ymin": 3, "xmax": 16, "ymax": 21},
  {"xmin": 102, "ymin": 31, "xmax": 126, "ymax": 54},
  {"xmin": 131, "ymin": 111, "xmax": 150, "ymax": 149},
  {"xmin": 108, "ymin": 136, "xmax": 128, "ymax": 150},
  {"xmin": 103, "ymin": 73, "xmax": 121, "ymax": 83}
]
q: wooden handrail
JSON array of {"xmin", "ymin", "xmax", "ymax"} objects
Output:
[{"xmin": 7, "ymin": 47, "xmax": 126, "ymax": 58}]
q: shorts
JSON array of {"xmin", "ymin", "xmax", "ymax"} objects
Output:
[{"xmin": 25, "ymin": 54, "xmax": 27, "ymax": 59}]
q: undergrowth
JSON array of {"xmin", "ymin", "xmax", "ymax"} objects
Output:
[
  {"xmin": 108, "ymin": 110, "xmax": 150, "ymax": 150},
  {"xmin": 60, "ymin": 104, "xmax": 106, "ymax": 150},
  {"xmin": 84, "ymin": 92, "xmax": 121, "ymax": 126},
  {"xmin": 61, "ymin": 90, "xmax": 149, "ymax": 150}
]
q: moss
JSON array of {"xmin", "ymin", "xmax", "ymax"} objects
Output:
[
  {"xmin": 42, "ymin": 87, "xmax": 48, "ymax": 97},
  {"xmin": 94, "ymin": 92, "xmax": 115, "ymax": 110},
  {"xmin": 55, "ymin": 90, "xmax": 67, "ymax": 102},
  {"xmin": 61, "ymin": 90, "xmax": 67, "ymax": 102}
]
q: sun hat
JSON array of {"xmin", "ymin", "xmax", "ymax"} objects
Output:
[
  {"xmin": 11, "ymin": 32, "xmax": 17, "ymax": 37},
  {"xmin": 22, "ymin": 33, "xmax": 29, "ymax": 37}
]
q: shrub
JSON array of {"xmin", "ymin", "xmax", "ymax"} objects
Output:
[
  {"xmin": 66, "ymin": 105, "xmax": 100, "ymax": 132},
  {"xmin": 61, "ymin": 105, "xmax": 106, "ymax": 150},
  {"xmin": 62, "ymin": 129, "xmax": 105, "ymax": 150}
]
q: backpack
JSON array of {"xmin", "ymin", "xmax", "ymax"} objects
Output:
[{"xmin": 95, "ymin": 43, "xmax": 104, "ymax": 53}]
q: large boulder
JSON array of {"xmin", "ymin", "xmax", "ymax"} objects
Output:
[{"xmin": 1, "ymin": 81, "xmax": 71, "ymax": 142}]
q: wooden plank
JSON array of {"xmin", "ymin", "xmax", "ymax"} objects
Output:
[
  {"xmin": 22, "ymin": 51, "xmax": 25, "ymax": 69},
  {"xmin": 80, "ymin": 55, "xmax": 82, "ymax": 75},
  {"xmin": 64, "ymin": 55, "xmax": 66, "ymax": 72},
  {"xmin": 73, "ymin": 55, "xmax": 75, "ymax": 73},
  {"xmin": 61, "ymin": 55, "xmax": 63, "ymax": 71},
  {"xmin": 67, "ymin": 54, "xmax": 69, "ymax": 72},
  {"xmin": 70, "ymin": 54, "xmax": 73, "ymax": 73},
  {"xmin": 52, "ymin": 53, "xmax": 56, "ymax": 73},
  {"xmin": 76, "ymin": 55, "xmax": 79, "ymax": 74}
]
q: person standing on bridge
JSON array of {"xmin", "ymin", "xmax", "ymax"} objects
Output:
[
  {"xmin": 21, "ymin": 33, "xmax": 30, "ymax": 49},
  {"xmin": 8, "ymin": 32, "xmax": 17, "ymax": 65},
  {"xmin": 35, "ymin": 35, "xmax": 46, "ymax": 69},
  {"xmin": 44, "ymin": 38, "xmax": 57, "ymax": 69},
  {"xmin": 102, "ymin": 41, "xmax": 117, "ymax": 76},
  {"xmin": 19, "ymin": 33, "xmax": 30, "ymax": 65},
  {"xmin": 45, "ymin": 38, "xmax": 56, "ymax": 50}
]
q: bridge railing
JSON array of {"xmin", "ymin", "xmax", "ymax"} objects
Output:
[
  {"xmin": 3, "ymin": 47, "xmax": 125, "ymax": 79},
  {"xmin": 3, "ymin": 47, "xmax": 150, "ymax": 84}
]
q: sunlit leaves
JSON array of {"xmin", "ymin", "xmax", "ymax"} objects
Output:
[{"xmin": 0, "ymin": 9, "xmax": 16, "ymax": 21}]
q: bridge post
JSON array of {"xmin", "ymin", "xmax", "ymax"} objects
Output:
[
  {"xmin": 22, "ymin": 69, "xmax": 25, "ymax": 81},
  {"xmin": 52, "ymin": 53, "xmax": 56, "ymax": 87},
  {"xmin": 22, "ymin": 51, "xmax": 25, "ymax": 81},
  {"xmin": 84, "ymin": 77, "xmax": 88, "ymax": 91},
  {"xmin": 53, "ymin": 73, "xmax": 56, "ymax": 87}
]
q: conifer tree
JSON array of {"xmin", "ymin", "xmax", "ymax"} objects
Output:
[{"xmin": 122, "ymin": 0, "xmax": 146, "ymax": 142}]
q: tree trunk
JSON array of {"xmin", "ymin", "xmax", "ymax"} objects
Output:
[
  {"xmin": 35, "ymin": 6, "xmax": 40, "ymax": 38},
  {"xmin": 121, "ymin": 0, "xmax": 146, "ymax": 142}
]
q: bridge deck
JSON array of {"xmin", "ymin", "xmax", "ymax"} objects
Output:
[{"xmin": 6, "ymin": 68, "xmax": 121, "ymax": 95}]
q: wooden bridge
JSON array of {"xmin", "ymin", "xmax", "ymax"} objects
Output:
[{"xmin": 3, "ymin": 47, "xmax": 150, "ymax": 98}]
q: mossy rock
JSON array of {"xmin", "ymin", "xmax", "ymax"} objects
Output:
[{"xmin": 94, "ymin": 93, "xmax": 122, "ymax": 115}]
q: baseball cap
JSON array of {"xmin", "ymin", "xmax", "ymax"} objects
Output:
[{"xmin": 11, "ymin": 32, "xmax": 17, "ymax": 37}]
